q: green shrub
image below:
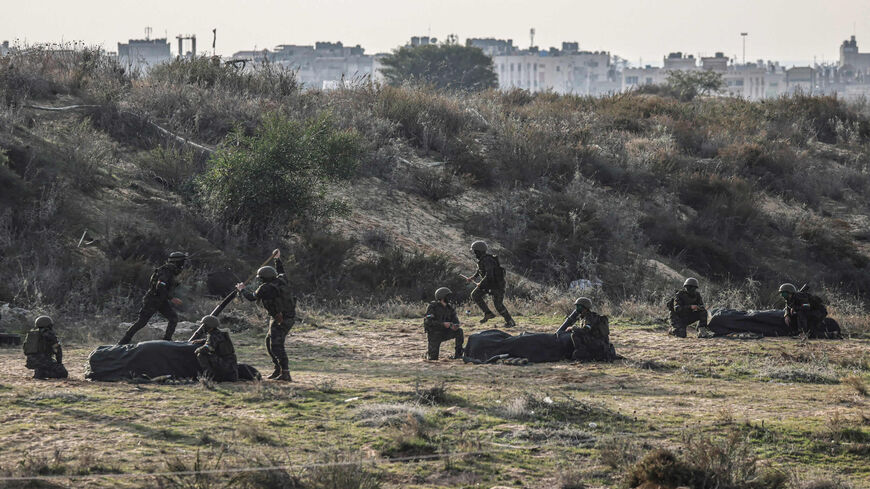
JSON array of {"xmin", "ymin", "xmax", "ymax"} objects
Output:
[{"xmin": 196, "ymin": 113, "xmax": 362, "ymax": 235}]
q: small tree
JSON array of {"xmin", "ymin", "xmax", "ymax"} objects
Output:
[
  {"xmin": 666, "ymin": 70, "xmax": 725, "ymax": 101},
  {"xmin": 196, "ymin": 113, "xmax": 362, "ymax": 235},
  {"xmin": 379, "ymin": 41, "xmax": 497, "ymax": 91}
]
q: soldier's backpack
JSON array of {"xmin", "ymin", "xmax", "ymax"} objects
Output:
[
  {"xmin": 273, "ymin": 276, "xmax": 297, "ymax": 317},
  {"xmin": 215, "ymin": 332, "xmax": 235, "ymax": 358},
  {"xmin": 22, "ymin": 329, "xmax": 46, "ymax": 355},
  {"xmin": 490, "ymin": 254, "xmax": 507, "ymax": 288}
]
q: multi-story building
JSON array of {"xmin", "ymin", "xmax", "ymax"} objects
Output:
[
  {"xmin": 491, "ymin": 42, "xmax": 618, "ymax": 95},
  {"xmin": 117, "ymin": 38, "xmax": 172, "ymax": 72},
  {"xmin": 231, "ymin": 41, "xmax": 376, "ymax": 89},
  {"xmin": 467, "ymin": 38, "xmax": 517, "ymax": 57},
  {"xmin": 839, "ymin": 35, "xmax": 870, "ymax": 81},
  {"xmin": 0, "ymin": 41, "xmax": 9, "ymax": 57}
]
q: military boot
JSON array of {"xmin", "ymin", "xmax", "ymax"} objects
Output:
[
  {"xmin": 452, "ymin": 348, "xmax": 464, "ymax": 360},
  {"xmin": 668, "ymin": 327, "xmax": 687, "ymax": 338},
  {"xmin": 266, "ymin": 366, "xmax": 281, "ymax": 379},
  {"xmin": 276, "ymin": 370, "xmax": 292, "ymax": 382},
  {"xmin": 697, "ymin": 327, "xmax": 716, "ymax": 339},
  {"xmin": 479, "ymin": 311, "xmax": 497, "ymax": 324},
  {"xmin": 503, "ymin": 313, "xmax": 516, "ymax": 328}
]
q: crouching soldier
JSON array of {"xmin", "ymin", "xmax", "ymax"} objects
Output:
[
  {"xmin": 779, "ymin": 283, "xmax": 828, "ymax": 336},
  {"xmin": 23, "ymin": 316, "xmax": 68, "ymax": 380},
  {"xmin": 192, "ymin": 315, "xmax": 238, "ymax": 382},
  {"xmin": 236, "ymin": 251, "xmax": 295, "ymax": 381},
  {"xmin": 467, "ymin": 240, "xmax": 516, "ymax": 327},
  {"xmin": 557, "ymin": 298, "xmax": 616, "ymax": 361},
  {"xmin": 118, "ymin": 251, "xmax": 188, "ymax": 344},
  {"xmin": 667, "ymin": 278, "xmax": 708, "ymax": 338},
  {"xmin": 423, "ymin": 287, "xmax": 464, "ymax": 360}
]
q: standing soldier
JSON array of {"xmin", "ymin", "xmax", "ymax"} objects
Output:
[
  {"xmin": 556, "ymin": 298, "xmax": 615, "ymax": 361},
  {"xmin": 467, "ymin": 240, "xmax": 516, "ymax": 327},
  {"xmin": 192, "ymin": 315, "xmax": 238, "ymax": 382},
  {"xmin": 236, "ymin": 251, "xmax": 295, "ymax": 381},
  {"xmin": 423, "ymin": 287, "xmax": 464, "ymax": 360},
  {"xmin": 23, "ymin": 316, "xmax": 68, "ymax": 379},
  {"xmin": 667, "ymin": 278, "xmax": 708, "ymax": 338},
  {"xmin": 779, "ymin": 283, "xmax": 828, "ymax": 335},
  {"xmin": 118, "ymin": 252, "xmax": 188, "ymax": 345}
]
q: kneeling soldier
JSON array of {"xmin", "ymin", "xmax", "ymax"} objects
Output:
[
  {"xmin": 23, "ymin": 316, "xmax": 68, "ymax": 380},
  {"xmin": 423, "ymin": 287, "xmax": 464, "ymax": 360},
  {"xmin": 193, "ymin": 315, "xmax": 238, "ymax": 382},
  {"xmin": 668, "ymin": 278, "xmax": 708, "ymax": 338},
  {"xmin": 557, "ymin": 298, "xmax": 615, "ymax": 361},
  {"xmin": 779, "ymin": 283, "xmax": 827, "ymax": 335}
]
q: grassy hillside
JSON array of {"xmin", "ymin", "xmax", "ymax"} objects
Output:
[
  {"xmin": 0, "ymin": 45, "xmax": 869, "ymax": 489},
  {"xmin": 1, "ymin": 48, "xmax": 869, "ymax": 334}
]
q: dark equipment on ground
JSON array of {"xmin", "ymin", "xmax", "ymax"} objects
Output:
[
  {"xmin": 85, "ymin": 340, "xmax": 260, "ymax": 381},
  {"xmin": 705, "ymin": 308, "xmax": 841, "ymax": 339},
  {"xmin": 0, "ymin": 333, "xmax": 22, "ymax": 346},
  {"xmin": 462, "ymin": 329, "xmax": 616, "ymax": 364}
]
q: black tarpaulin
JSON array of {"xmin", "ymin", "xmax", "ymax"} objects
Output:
[
  {"xmin": 706, "ymin": 308, "xmax": 840, "ymax": 338},
  {"xmin": 463, "ymin": 329, "xmax": 574, "ymax": 364},
  {"xmin": 85, "ymin": 340, "xmax": 259, "ymax": 381}
]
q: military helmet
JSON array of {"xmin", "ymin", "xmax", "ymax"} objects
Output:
[
  {"xmin": 435, "ymin": 287, "xmax": 452, "ymax": 301},
  {"xmin": 257, "ymin": 266, "xmax": 278, "ymax": 280},
  {"xmin": 470, "ymin": 240, "xmax": 488, "ymax": 253},
  {"xmin": 168, "ymin": 251, "xmax": 188, "ymax": 262},
  {"xmin": 778, "ymin": 283, "xmax": 797, "ymax": 294},
  {"xmin": 200, "ymin": 315, "xmax": 220, "ymax": 331},
  {"xmin": 34, "ymin": 316, "xmax": 53, "ymax": 329},
  {"xmin": 684, "ymin": 277, "xmax": 699, "ymax": 288},
  {"xmin": 574, "ymin": 297, "xmax": 593, "ymax": 310}
]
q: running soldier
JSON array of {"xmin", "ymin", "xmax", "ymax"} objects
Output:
[
  {"xmin": 118, "ymin": 252, "xmax": 188, "ymax": 344},
  {"xmin": 467, "ymin": 240, "xmax": 516, "ymax": 327}
]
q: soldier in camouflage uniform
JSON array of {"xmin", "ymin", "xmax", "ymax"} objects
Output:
[
  {"xmin": 23, "ymin": 316, "xmax": 68, "ymax": 379},
  {"xmin": 556, "ymin": 298, "xmax": 616, "ymax": 361},
  {"xmin": 467, "ymin": 241, "xmax": 516, "ymax": 327},
  {"xmin": 668, "ymin": 278, "xmax": 708, "ymax": 338},
  {"xmin": 192, "ymin": 315, "xmax": 238, "ymax": 382},
  {"xmin": 236, "ymin": 251, "xmax": 295, "ymax": 381},
  {"xmin": 423, "ymin": 287, "xmax": 464, "ymax": 360},
  {"xmin": 779, "ymin": 283, "xmax": 828, "ymax": 336},
  {"xmin": 118, "ymin": 252, "xmax": 188, "ymax": 345}
]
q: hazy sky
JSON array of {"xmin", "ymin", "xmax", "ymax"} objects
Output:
[{"xmin": 3, "ymin": 0, "xmax": 869, "ymax": 66}]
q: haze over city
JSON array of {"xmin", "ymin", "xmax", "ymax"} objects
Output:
[{"xmin": 4, "ymin": 0, "xmax": 870, "ymax": 66}]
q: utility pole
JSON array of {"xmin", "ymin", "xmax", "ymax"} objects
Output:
[{"xmin": 741, "ymin": 32, "xmax": 748, "ymax": 65}]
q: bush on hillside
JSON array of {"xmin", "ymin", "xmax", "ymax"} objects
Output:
[{"xmin": 196, "ymin": 114, "xmax": 362, "ymax": 235}]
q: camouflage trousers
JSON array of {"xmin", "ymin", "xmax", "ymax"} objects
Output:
[
  {"xmin": 196, "ymin": 351, "xmax": 238, "ymax": 382},
  {"xmin": 266, "ymin": 316, "xmax": 294, "ymax": 370},
  {"xmin": 471, "ymin": 287, "xmax": 513, "ymax": 322},
  {"xmin": 26, "ymin": 354, "xmax": 68, "ymax": 379},
  {"xmin": 425, "ymin": 325, "xmax": 464, "ymax": 360},
  {"xmin": 669, "ymin": 310, "xmax": 708, "ymax": 337},
  {"xmin": 120, "ymin": 297, "xmax": 178, "ymax": 344}
]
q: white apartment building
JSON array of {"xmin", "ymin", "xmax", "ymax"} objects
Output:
[
  {"xmin": 117, "ymin": 38, "xmax": 172, "ymax": 72},
  {"xmin": 493, "ymin": 46, "xmax": 616, "ymax": 95},
  {"xmin": 232, "ymin": 41, "xmax": 376, "ymax": 90}
]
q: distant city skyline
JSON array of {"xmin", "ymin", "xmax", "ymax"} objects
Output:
[{"xmin": 3, "ymin": 0, "xmax": 869, "ymax": 67}]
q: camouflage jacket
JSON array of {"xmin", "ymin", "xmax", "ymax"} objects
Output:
[
  {"xmin": 23, "ymin": 327, "xmax": 62, "ymax": 364},
  {"xmin": 673, "ymin": 289, "xmax": 705, "ymax": 314},
  {"xmin": 472, "ymin": 254, "xmax": 505, "ymax": 291},
  {"xmin": 785, "ymin": 292, "xmax": 826, "ymax": 318},
  {"xmin": 240, "ymin": 258, "xmax": 295, "ymax": 318},
  {"xmin": 564, "ymin": 310, "xmax": 610, "ymax": 341},
  {"xmin": 424, "ymin": 301, "xmax": 460, "ymax": 331},
  {"xmin": 201, "ymin": 329, "xmax": 236, "ymax": 361},
  {"xmin": 145, "ymin": 263, "xmax": 182, "ymax": 302}
]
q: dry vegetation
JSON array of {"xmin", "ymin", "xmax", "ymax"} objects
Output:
[{"xmin": 0, "ymin": 45, "xmax": 869, "ymax": 488}]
